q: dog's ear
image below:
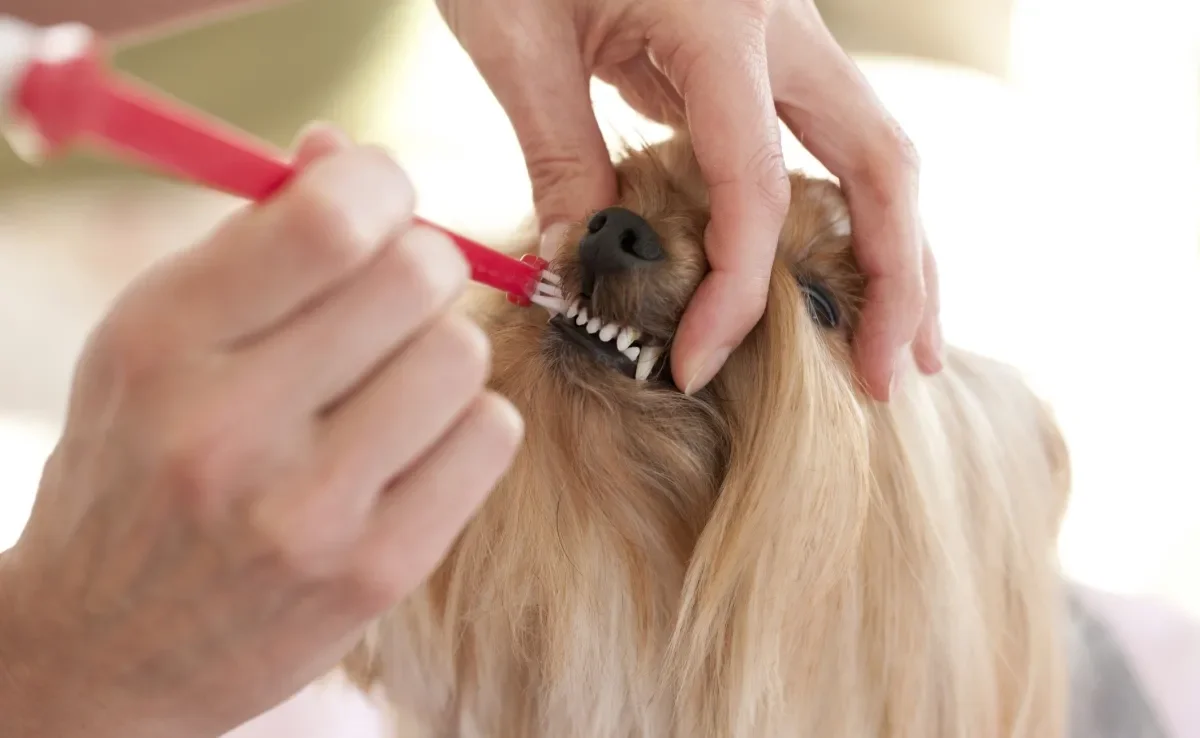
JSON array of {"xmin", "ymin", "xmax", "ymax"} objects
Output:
[{"xmin": 664, "ymin": 265, "xmax": 873, "ymax": 734}]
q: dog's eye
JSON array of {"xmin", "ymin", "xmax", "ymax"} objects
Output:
[{"xmin": 800, "ymin": 280, "xmax": 839, "ymax": 328}]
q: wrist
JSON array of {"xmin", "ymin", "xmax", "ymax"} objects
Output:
[
  {"xmin": 0, "ymin": 550, "xmax": 199, "ymax": 738},
  {"xmin": 0, "ymin": 549, "xmax": 105, "ymax": 738},
  {"xmin": 0, "ymin": 548, "xmax": 46, "ymax": 736}
]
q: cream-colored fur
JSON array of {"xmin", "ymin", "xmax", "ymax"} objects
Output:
[{"xmin": 344, "ymin": 135, "xmax": 1072, "ymax": 738}]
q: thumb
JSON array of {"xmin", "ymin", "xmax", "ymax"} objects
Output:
[{"xmin": 459, "ymin": 12, "xmax": 616, "ymax": 246}]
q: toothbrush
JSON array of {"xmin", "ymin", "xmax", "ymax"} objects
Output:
[{"xmin": 0, "ymin": 16, "xmax": 565, "ymax": 311}]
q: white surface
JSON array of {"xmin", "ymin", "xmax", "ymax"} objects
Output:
[{"xmin": 0, "ymin": 415, "xmax": 54, "ymax": 551}]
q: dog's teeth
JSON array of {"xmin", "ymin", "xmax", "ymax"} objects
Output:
[
  {"xmin": 635, "ymin": 345, "xmax": 662, "ymax": 381},
  {"xmin": 623, "ymin": 346, "xmax": 640, "ymax": 361},
  {"xmin": 586, "ymin": 316, "xmax": 601, "ymax": 334},
  {"xmin": 616, "ymin": 327, "xmax": 634, "ymax": 351},
  {"xmin": 575, "ymin": 307, "xmax": 588, "ymax": 326},
  {"xmin": 599, "ymin": 322, "xmax": 619, "ymax": 342},
  {"xmin": 566, "ymin": 299, "xmax": 579, "ymax": 319}
]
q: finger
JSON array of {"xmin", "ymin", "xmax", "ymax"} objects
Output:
[
  {"xmin": 351, "ymin": 392, "xmax": 523, "ymax": 605},
  {"xmin": 163, "ymin": 146, "xmax": 417, "ymax": 346},
  {"xmin": 268, "ymin": 313, "xmax": 492, "ymax": 537},
  {"xmin": 911, "ymin": 240, "xmax": 943, "ymax": 375},
  {"xmin": 238, "ymin": 226, "xmax": 468, "ymax": 412},
  {"xmin": 767, "ymin": 8, "xmax": 924, "ymax": 400},
  {"xmin": 596, "ymin": 53, "xmax": 686, "ymax": 128},
  {"xmin": 648, "ymin": 4, "xmax": 791, "ymax": 393},
  {"xmin": 291, "ymin": 121, "xmax": 352, "ymax": 169},
  {"xmin": 458, "ymin": 6, "xmax": 616, "ymax": 232}
]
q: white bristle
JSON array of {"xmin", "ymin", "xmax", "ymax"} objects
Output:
[
  {"xmin": 542, "ymin": 271, "xmax": 562, "ymax": 284},
  {"xmin": 623, "ymin": 346, "xmax": 640, "ymax": 361},
  {"xmin": 635, "ymin": 345, "xmax": 662, "ymax": 381},
  {"xmin": 566, "ymin": 299, "xmax": 580, "ymax": 318},
  {"xmin": 575, "ymin": 307, "xmax": 588, "ymax": 326},
  {"xmin": 585, "ymin": 316, "xmax": 601, "ymax": 334},
  {"xmin": 599, "ymin": 323, "xmax": 619, "ymax": 342},
  {"xmin": 530, "ymin": 294, "xmax": 567, "ymax": 315},
  {"xmin": 537, "ymin": 283, "xmax": 564, "ymax": 299}
]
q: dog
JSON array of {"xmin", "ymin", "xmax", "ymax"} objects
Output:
[{"xmin": 341, "ymin": 133, "xmax": 1078, "ymax": 737}]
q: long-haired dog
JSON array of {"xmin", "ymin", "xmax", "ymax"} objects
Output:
[{"xmin": 341, "ymin": 133, "xmax": 1075, "ymax": 738}]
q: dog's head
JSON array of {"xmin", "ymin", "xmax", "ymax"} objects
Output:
[
  {"xmin": 542, "ymin": 135, "xmax": 861, "ymax": 391},
  {"xmin": 470, "ymin": 134, "xmax": 887, "ymax": 732},
  {"xmin": 484, "ymin": 134, "xmax": 871, "ymax": 527},
  {"xmin": 354, "ymin": 135, "xmax": 1070, "ymax": 738}
]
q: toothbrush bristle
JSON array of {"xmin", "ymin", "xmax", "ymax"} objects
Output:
[{"xmin": 530, "ymin": 294, "xmax": 568, "ymax": 314}]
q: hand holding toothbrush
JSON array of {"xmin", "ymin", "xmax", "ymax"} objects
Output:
[{"xmin": 0, "ymin": 127, "xmax": 523, "ymax": 737}]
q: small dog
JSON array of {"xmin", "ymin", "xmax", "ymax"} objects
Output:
[{"xmin": 343, "ymin": 134, "xmax": 1076, "ymax": 737}]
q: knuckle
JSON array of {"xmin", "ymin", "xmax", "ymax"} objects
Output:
[
  {"xmin": 521, "ymin": 143, "xmax": 617, "ymax": 226},
  {"xmin": 474, "ymin": 393, "xmax": 525, "ymax": 461},
  {"xmin": 86, "ymin": 313, "xmax": 164, "ymax": 385},
  {"xmin": 382, "ymin": 232, "xmax": 464, "ymax": 316},
  {"xmin": 749, "ymin": 142, "xmax": 793, "ymax": 218},
  {"xmin": 282, "ymin": 182, "xmax": 372, "ymax": 270},
  {"xmin": 878, "ymin": 119, "xmax": 921, "ymax": 181},
  {"xmin": 346, "ymin": 561, "xmax": 409, "ymax": 612},
  {"xmin": 154, "ymin": 414, "xmax": 242, "ymax": 522},
  {"xmin": 280, "ymin": 150, "xmax": 413, "ymax": 271},
  {"xmin": 254, "ymin": 515, "xmax": 329, "ymax": 581}
]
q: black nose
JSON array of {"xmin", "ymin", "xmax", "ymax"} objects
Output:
[{"xmin": 578, "ymin": 207, "xmax": 664, "ymax": 281}]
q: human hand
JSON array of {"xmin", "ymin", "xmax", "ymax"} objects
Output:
[
  {"xmin": 0, "ymin": 126, "xmax": 522, "ymax": 738},
  {"xmin": 438, "ymin": 0, "xmax": 942, "ymax": 399}
]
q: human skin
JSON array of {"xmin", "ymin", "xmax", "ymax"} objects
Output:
[
  {"xmin": 0, "ymin": 127, "xmax": 522, "ymax": 738},
  {"xmin": 19, "ymin": 0, "xmax": 942, "ymax": 399}
]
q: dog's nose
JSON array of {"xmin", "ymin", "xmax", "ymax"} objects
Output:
[{"xmin": 578, "ymin": 207, "xmax": 664, "ymax": 279}]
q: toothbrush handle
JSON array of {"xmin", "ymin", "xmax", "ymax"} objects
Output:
[{"xmin": 14, "ymin": 35, "xmax": 545, "ymax": 301}]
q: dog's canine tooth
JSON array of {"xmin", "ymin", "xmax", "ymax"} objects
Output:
[
  {"xmin": 575, "ymin": 307, "xmax": 589, "ymax": 326},
  {"xmin": 566, "ymin": 299, "xmax": 580, "ymax": 319},
  {"xmin": 623, "ymin": 346, "xmax": 640, "ymax": 361},
  {"xmin": 586, "ymin": 316, "xmax": 601, "ymax": 334},
  {"xmin": 635, "ymin": 345, "xmax": 661, "ymax": 381},
  {"xmin": 616, "ymin": 327, "xmax": 634, "ymax": 351},
  {"xmin": 599, "ymin": 323, "xmax": 619, "ymax": 342}
]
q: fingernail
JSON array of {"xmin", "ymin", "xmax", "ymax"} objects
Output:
[
  {"xmin": 539, "ymin": 223, "xmax": 571, "ymax": 259},
  {"xmin": 683, "ymin": 346, "xmax": 732, "ymax": 395},
  {"xmin": 399, "ymin": 225, "xmax": 470, "ymax": 301}
]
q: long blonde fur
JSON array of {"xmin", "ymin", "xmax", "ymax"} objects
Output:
[{"xmin": 344, "ymin": 134, "xmax": 1072, "ymax": 738}]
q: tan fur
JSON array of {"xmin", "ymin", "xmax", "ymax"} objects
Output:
[{"xmin": 344, "ymin": 135, "xmax": 1072, "ymax": 738}]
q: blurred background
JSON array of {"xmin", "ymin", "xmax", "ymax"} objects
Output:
[{"xmin": 0, "ymin": 0, "xmax": 1198, "ymax": 643}]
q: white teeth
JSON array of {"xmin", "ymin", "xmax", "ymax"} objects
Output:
[
  {"xmin": 616, "ymin": 327, "xmax": 635, "ymax": 351},
  {"xmin": 635, "ymin": 345, "xmax": 662, "ymax": 381},
  {"xmin": 560, "ymin": 299, "xmax": 658, "ymax": 373}
]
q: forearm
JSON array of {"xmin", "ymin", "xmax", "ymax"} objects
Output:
[{"xmin": 3, "ymin": 0, "xmax": 283, "ymax": 39}]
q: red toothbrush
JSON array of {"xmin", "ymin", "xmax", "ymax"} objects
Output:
[{"xmin": 0, "ymin": 16, "xmax": 565, "ymax": 311}]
